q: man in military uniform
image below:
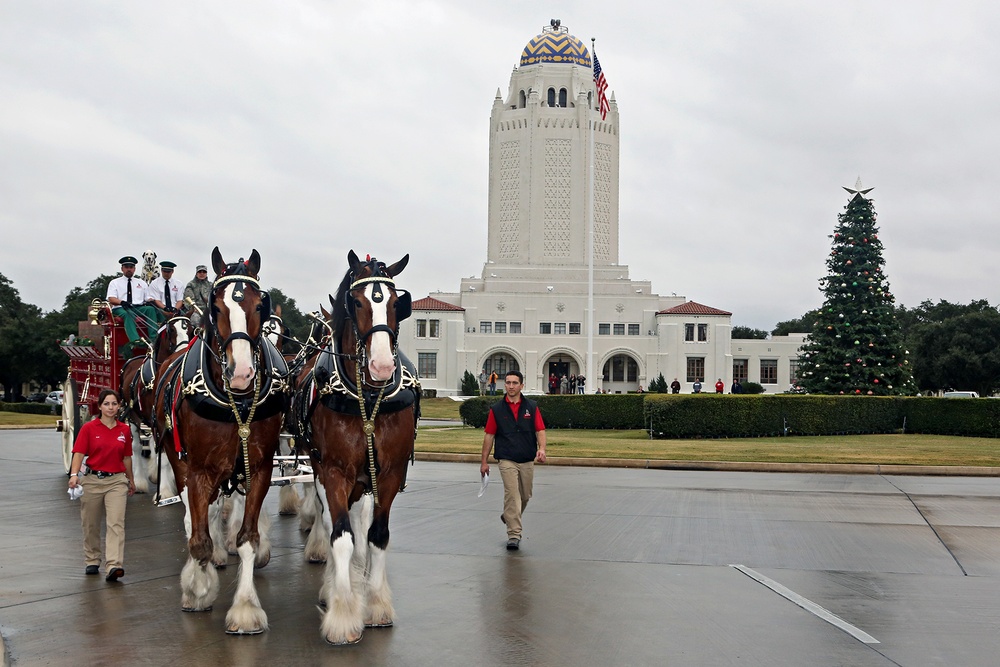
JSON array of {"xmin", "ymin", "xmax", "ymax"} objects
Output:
[
  {"xmin": 183, "ymin": 264, "xmax": 211, "ymax": 329},
  {"xmin": 147, "ymin": 260, "xmax": 183, "ymax": 324},
  {"xmin": 106, "ymin": 256, "xmax": 159, "ymax": 346}
]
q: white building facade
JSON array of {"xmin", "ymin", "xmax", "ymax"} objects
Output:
[{"xmin": 399, "ymin": 21, "xmax": 804, "ymax": 396}]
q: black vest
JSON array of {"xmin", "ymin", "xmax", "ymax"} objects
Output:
[{"xmin": 490, "ymin": 396, "xmax": 540, "ymax": 463}]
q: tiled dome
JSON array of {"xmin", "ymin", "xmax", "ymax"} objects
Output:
[{"xmin": 519, "ymin": 25, "xmax": 591, "ymax": 67}]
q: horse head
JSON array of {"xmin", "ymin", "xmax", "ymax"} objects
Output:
[
  {"xmin": 157, "ymin": 315, "xmax": 192, "ymax": 361},
  {"xmin": 332, "ymin": 250, "xmax": 410, "ymax": 383},
  {"xmin": 262, "ymin": 304, "xmax": 285, "ymax": 351},
  {"xmin": 210, "ymin": 247, "xmax": 265, "ymax": 391}
]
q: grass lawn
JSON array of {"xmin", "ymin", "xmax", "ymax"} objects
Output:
[
  {"xmin": 9, "ymin": 398, "xmax": 997, "ymax": 467},
  {"xmin": 417, "ymin": 424, "xmax": 1000, "ymax": 467},
  {"xmin": 0, "ymin": 412, "xmax": 60, "ymax": 427}
]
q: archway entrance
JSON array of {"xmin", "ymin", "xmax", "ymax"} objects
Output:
[
  {"xmin": 601, "ymin": 354, "xmax": 640, "ymax": 394},
  {"xmin": 546, "ymin": 360, "xmax": 570, "ymax": 393}
]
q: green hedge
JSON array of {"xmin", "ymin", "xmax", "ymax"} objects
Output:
[
  {"xmin": 459, "ymin": 394, "xmax": 645, "ymax": 429},
  {"xmin": 459, "ymin": 394, "xmax": 1000, "ymax": 438},
  {"xmin": 900, "ymin": 397, "xmax": 1000, "ymax": 437},
  {"xmin": 0, "ymin": 402, "xmax": 56, "ymax": 415},
  {"xmin": 645, "ymin": 395, "xmax": 904, "ymax": 439}
]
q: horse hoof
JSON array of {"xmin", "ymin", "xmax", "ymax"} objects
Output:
[
  {"xmin": 365, "ymin": 620, "xmax": 393, "ymax": 629},
  {"xmin": 182, "ymin": 606, "xmax": 212, "ymax": 612},
  {"xmin": 307, "ymin": 557, "xmax": 326, "ymax": 565},
  {"xmin": 213, "ymin": 562, "xmax": 227, "ymax": 570},
  {"xmin": 226, "ymin": 626, "xmax": 266, "ymax": 636},
  {"xmin": 324, "ymin": 632, "xmax": 363, "ymax": 646}
]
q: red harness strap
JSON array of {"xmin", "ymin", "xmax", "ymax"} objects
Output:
[{"xmin": 171, "ymin": 336, "xmax": 199, "ymax": 453}]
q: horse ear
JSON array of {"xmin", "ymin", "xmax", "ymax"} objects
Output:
[
  {"xmin": 349, "ymin": 249, "xmax": 365, "ymax": 271},
  {"xmin": 329, "ymin": 294, "xmax": 338, "ymax": 312},
  {"xmin": 247, "ymin": 249, "xmax": 261, "ymax": 276},
  {"xmin": 273, "ymin": 304, "xmax": 282, "ymax": 318},
  {"xmin": 211, "ymin": 247, "xmax": 225, "ymax": 276},
  {"xmin": 386, "ymin": 254, "xmax": 409, "ymax": 277},
  {"xmin": 320, "ymin": 303, "xmax": 332, "ymax": 321}
]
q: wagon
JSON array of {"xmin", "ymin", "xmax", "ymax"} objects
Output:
[{"xmin": 57, "ymin": 299, "xmax": 145, "ymax": 473}]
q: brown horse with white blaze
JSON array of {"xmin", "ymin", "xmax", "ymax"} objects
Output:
[
  {"xmin": 291, "ymin": 250, "xmax": 419, "ymax": 645},
  {"xmin": 155, "ymin": 247, "xmax": 287, "ymax": 634}
]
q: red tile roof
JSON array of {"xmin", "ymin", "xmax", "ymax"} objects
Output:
[
  {"xmin": 657, "ymin": 301, "xmax": 732, "ymax": 316},
  {"xmin": 412, "ymin": 296, "xmax": 465, "ymax": 311}
]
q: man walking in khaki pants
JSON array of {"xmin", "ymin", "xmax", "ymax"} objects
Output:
[{"xmin": 480, "ymin": 370, "xmax": 547, "ymax": 551}]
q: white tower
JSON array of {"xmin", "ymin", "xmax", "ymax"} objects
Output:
[{"xmin": 485, "ymin": 20, "xmax": 620, "ymax": 278}]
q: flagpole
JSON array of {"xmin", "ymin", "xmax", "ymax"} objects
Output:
[{"xmin": 587, "ymin": 38, "xmax": 596, "ymax": 393}]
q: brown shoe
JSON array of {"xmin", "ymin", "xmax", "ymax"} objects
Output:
[{"xmin": 106, "ymin": 567, "xmax": 125, "ymax": 582}]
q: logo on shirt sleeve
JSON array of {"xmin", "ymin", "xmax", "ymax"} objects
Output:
[{"xmin": 118, "ymin": 433, "xmax": 127, "ymax": 443}]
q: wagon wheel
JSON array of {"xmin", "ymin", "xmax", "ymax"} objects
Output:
[{"xmin": 61, "ymin": 377, "xmax": 81, "ymax": 474}]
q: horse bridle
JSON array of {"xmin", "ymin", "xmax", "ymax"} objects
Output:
[
  {"xmin": 209, "ymin": 268, "xmax": 266, "ymax": 385},
  {"xmin": 342, "ymin": 263, "xmax": 411, "ymax": 386}
]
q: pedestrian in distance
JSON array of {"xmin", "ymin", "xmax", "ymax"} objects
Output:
[
  {"xmin": 693, "ymin": 379, "xmax": 703, "ymax": 394},
  {"xmin": 480, "ymin": 370, "xmax": 547, "ymax": 551},
  {"xmin": 715, "ymin": 378, "xmax": 724, "ymax": 394},
  {"xmin": 670, "ymin": 378, "xmax": 681, "ymax": 394}
]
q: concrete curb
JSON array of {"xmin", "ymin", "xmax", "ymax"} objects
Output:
[{"xmin": 415, "ymin": 452, "xmax": 1000, "ymax": 477}]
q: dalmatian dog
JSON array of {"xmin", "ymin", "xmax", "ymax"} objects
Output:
[{"xmin": 141, "ymin": 250, "xmax": 159, "ymax": 284}]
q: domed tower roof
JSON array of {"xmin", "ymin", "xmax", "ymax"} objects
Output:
[{"xmin": 519, "ymin": 19, "xmax": 591, "ymax": 68}]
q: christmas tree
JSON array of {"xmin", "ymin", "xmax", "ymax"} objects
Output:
[{"xmin": 798, "ymin": 181, "xmax": 914, "ymax": 395}]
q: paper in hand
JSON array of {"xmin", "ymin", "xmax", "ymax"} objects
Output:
[
  {"xmin": 478, "ymin": 472, "xmax": 489, "ymax": 498},
  {"xmin": 68, "ymin": 486, "xmax": 83, "ymax": 500}
]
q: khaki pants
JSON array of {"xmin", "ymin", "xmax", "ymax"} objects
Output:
[
  {"xmin": 80, "ymin": 473, "xmax": 128, "ymax": 573},
  {"xmin": 498, "ymin": 459, "xmax": 534, "ymax": 539}
]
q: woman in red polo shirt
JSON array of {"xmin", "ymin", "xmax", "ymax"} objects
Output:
[{"xmin": 68, "ymin": 389, "xmax": 136, "ymax": 582}]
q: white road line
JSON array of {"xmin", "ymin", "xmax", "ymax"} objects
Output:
[{"xmin": 730, "ymin": 564, "xmax": 880, "ymax": 644}]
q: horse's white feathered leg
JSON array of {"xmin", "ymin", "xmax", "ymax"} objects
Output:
[
  {"xmin": 299, "ymin": 483, "xmax": 319, "ymax": 532},
  {"xmin": 304, "ymin": 480, "xmax": 328, "ymax": 562},
  {"xmin": 320, "ymin": 532, "xmax": 364, "ymax": 645},
  {"xmin": 254, "ymin": 510, "xmax": 271, "ymax": 568},
  {"xmin": 226, "ymin": 495, "xmax": 244, "ymax": 555},
  {"xmin": 365, "ymin": 545, "xmax": 394, "ymax": 628},
  {"xmin": 129, "ymin": 424, "xmax": 148, "ymax": 493},
  {"xmin": 208, "ymin": 496, "xmax": 228, "ymax": 567},
  {"xmin": 225, "ymin": 542, "xmax": 268, "ymax": 634},
  {"xmin": 349, "ymin": 493, "xmax": 373, "ymax": 574},
  {"xmin": 278, "ymin": 483, "xmax": 301, "ymax": 515},
  {"xmin": 180, "ymin": 556, "xmax": 219, "ymax": 612}
]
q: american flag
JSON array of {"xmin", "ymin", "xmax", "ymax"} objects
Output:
[{"xmin": 593, "ymin": 51, "xmax": 610, "ymax": 120}]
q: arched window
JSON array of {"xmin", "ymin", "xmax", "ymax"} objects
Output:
[
  {"xmin": 484, "ymin": 353, "xmax": 519, "ymax": 377},
  {"xmin": 518, "ymin": 90, "xmax": 526, "ymax": 108},
  {"xmin": 558, "ymin": 88, "xmax": 567, "ymax": 108},
  {"xmin": 547, "ymin": 88, "xmax": 556, "ymax": 107}
]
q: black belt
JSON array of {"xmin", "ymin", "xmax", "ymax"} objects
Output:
[{"xmin": 90, "ymin": 470, "xmax": 121, "ymax": 479}]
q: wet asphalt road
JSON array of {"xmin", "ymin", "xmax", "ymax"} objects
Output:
[{"xmin": 2, "ymin": 429, "xmax": 1000, "ymax": 666}]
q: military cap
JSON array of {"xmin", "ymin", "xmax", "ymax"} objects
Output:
[
  {"xmin": 196, "ymin": 265, "xmax": 208, "ymax": 272},
  {"xmin": 119, "ymin": 256, "xmax": 138, "ymax": 266},
  {"xmin": 159, "ymin": 261, "xmax": 177, "ymax": 269}
]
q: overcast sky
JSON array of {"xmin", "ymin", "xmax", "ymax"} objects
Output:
[{"xmin": 3, "ymin": 1, "xmax": 998, "ymax": 331}]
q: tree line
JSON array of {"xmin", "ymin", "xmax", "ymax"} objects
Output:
[
  {"xmin": 0, "ymin": 272, "xmax": 312, "ymax": 400},
  {"xmin": 3, "ymin": 270, "xmax": 998, "ymax": 399},
  {"xmin": 733, "ymin": 299, "xmax": 1000, "ymax": 396}
]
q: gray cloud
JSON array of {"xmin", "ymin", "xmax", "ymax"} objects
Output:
[{"xmin": 2, "ymin": 1, "xmax": 998, "ymax": 330}]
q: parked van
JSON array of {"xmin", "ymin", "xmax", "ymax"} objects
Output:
[{"xmin": 943, "ymin": 391, "xmax": 979, "ymax": 398}]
